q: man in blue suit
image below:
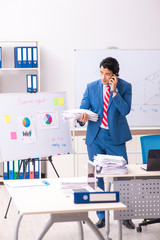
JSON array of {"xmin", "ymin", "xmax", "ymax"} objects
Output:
[{"xmin": 78, "ymin": 57, "xmax": 135, "ymax": 229}]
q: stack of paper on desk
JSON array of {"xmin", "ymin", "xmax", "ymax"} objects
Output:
[
  {"xmin": 94, "ymin": 154, "xmax": 128, "ymax": 175},
  {"xmin": 60, "ymin": 177, "xmax": 88, "ymax": 189},
  {"xmin": 62, "ymin": 109, "xmax": 98, "ymax": 122}
]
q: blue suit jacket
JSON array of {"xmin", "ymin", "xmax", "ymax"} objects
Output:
[{"xmin": 80, "ymin": 78, "xmax": 132, "ymax": 146}]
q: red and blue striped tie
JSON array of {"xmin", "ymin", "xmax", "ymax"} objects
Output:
[{"xmin": 102, "ymin": 85, "xmax": 110, "ymax": 127}]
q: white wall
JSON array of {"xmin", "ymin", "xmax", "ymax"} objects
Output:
[
  {"xmin": 0, "ymin": 0, "xmax": 160, "ymax": 177},
  {"xmin": 0, "ymin": 0, "xmax": 160, "ymax": 109}
]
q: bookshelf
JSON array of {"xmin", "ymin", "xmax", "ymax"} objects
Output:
[
  {"xmin": 0, "ymin": 40, "xmax": 40, "ymax": 93},
  {"xmin": 0, "ymin": 41, "xmax": 40, "ymax": 181}
]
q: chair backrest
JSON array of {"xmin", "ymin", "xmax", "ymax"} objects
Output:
[{"xmin": 140, "ymin": 135, "xmax": 160, "ymax": 164}]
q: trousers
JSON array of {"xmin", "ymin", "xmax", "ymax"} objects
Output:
[{"xmin": 87, "ymin": 127, "xmax": 128, "ymax": 220}]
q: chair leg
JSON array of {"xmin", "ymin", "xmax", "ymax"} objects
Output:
[{"xmin": 136, "ymin": 218, "xmax": 160, "ymax": 232}]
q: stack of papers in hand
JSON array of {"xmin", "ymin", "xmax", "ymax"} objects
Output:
[
  {"xmin": 94, "ymin": 154, "xmax": 128, "ymax": 175},
  {"xmin": 62, "ymin": 109, "xmax": 99, "ymax": 122}
]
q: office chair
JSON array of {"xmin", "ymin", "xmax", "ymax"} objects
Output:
[{"xmin": 136, "ymin": 134, "xmax": 160, "ymax": 232}]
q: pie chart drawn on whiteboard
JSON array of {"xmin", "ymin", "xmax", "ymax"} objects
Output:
[{"xmin": 44, "ymin": 114, "xmax": 52, "ymax": 125}]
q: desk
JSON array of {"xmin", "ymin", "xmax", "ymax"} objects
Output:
[
  {"xmin": 98, "ymin": 164, "xmax": 160, "ymax": 237},
  {"xmin": 4, "ymin": 178, "xmax": 126, "ymax": 240}
]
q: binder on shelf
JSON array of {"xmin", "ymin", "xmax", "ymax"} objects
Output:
[
  {"xmin": 34, "ymin": 158, "xmax": 39, "ymax": 178},
  {"xmin": 32, "ymin": 46, "xmax": 38, "ymax": 68},
  {"xmin": 22, "ymin": 47, "xmax": 27, "ymax": 68},
  {"xmin": 19, "ymin": 160, "xmax": 24, "ymax": 179},
  {"xmin": 9, "ymin": 161, "xmax": 14, "ymax": 180},
  {"xmin": 29, "ymin": 160, "xmax": 34, "ymax": 179},
  {"xmin": 26, "ymin": 75, "xmax": 32, "ymax": 92},
  {"xmin": 74, "ymin": 191, "xmax": 119, "ymax": 204},
  {"xmin": 3, "ymin": 161, "xmax": 9, "ymax": 180},
  {"xmin": 14, "ymin": 47, "xmax": 22, "ymax": 68},
  {"xmin": 14, "ymin": 160, "xmax": 19, "ymax": 179},
  {"xmin": 27, "ymin": 47, "xmax": 32, "ymax": 68},
  {"xmin": 32, "ymin": 75, "xmax": 37, "ymax": 92},
  {"xmin": 0, "ymin": 47, "xmax": 2, "ymax": 68},
  {"xmin": 24, "ymin": 161, "xmax": 29, "ymax": 179}
]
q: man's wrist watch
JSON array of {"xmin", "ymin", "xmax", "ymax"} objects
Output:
[{"xmin": 111, "ymin": 88, "xmax": 118, "ymax": 94}]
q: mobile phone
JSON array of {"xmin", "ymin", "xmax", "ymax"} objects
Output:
[{"xmin": 109, "ymin": 76, "xmax": 115, "ymax": 85}]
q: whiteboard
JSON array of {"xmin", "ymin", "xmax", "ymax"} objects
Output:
[
  {"xmin": 0, "ymin": 92, "xmax": 72, "ymax": 162},
  {"xmin": 75, "ymin": 49, "xmax": 160, "ymax": 127}
]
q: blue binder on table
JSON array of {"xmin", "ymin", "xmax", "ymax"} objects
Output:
[
  {"xmin": 22, "ymin": 47, "xmax": 27, "ymax": 68},
  {"xmin": 14, "ymin": 47, "xmax": 22, "ymax": 68},
  {"xmin": 34, "ymin": 158, "xmax": 39, "ymax": 178},
  {"xmin": 32, "ymin": 47, "xmax": 38, "ymax": 68},
  {"xmin": 9, "ymin": 161, "xmax": 14, "ymax": 180},
  {"xmin": 32, "ymin": 75, "xmax": 37, "ymax": 92},
  {"xmin": 74, "ymin": 191, "xmax": 119, "ymax": 204},
  {"xmin": 3, "ymin": 161, "xmax": 9, "ymax": 180},
  {"xmin": 26, "ymin": 74, "xmax": 32, "ymax": 92},
  {"xmin": 0, "ymin": 47, "xmax": 2, "ymax": 68},
  {"xmin": 27, "ymin": 47, "xmax": 32, "ymax": 68}
]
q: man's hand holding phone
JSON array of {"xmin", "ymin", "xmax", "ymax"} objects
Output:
[
  {"xmin": 109, "ymin": 74, "xmax": 118, "ymax": 96},
  {"xmin": 109, "ymin": 74, "xmax": 118, "ymax": 91}
]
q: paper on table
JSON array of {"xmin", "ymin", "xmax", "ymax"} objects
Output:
[
  {"xmin": 60, "ymin": 176, "xmax": 88, "ymax": 189},
  {"xmin": 97, "ymin": 166, "xmax": 128, "ymax": 175},
  {"xmin": 6, "ymin": 179, "xmax": 50, "ymax": 188},
  {"xmin": 94, "ymin": 154, "xmax": 128, "ymax": 175},
  {"xmin": 94, "ymin": 154, "xmax": 126, "ymax": 167}
]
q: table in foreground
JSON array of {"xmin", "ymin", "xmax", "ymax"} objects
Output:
[{"xmin": 4, "ymin": 178, "xmax": 126, "ymax": 240}]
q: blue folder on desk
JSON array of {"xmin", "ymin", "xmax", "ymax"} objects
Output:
[
  {"xmin": 14, "ymin": 47, "xmax": 22, "ymax": 68},
  {"xmin": 74, "ymin": 191, "xmax": 119, "ymax": 204}
]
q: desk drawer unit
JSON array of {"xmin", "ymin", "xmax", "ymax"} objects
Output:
[{"xmin": 113, "ymin": 179, "xmax": 160, "ymax": 220}]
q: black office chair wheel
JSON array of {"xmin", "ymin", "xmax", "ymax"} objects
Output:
[
  {"xmin": 136, "ymin": 225, "xmax": 142, "ymax": 232},
  {"xmin": 142, "ymin": 219, "xmax": 147, "ymax": 223}
]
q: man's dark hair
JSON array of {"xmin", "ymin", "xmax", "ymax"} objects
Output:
[{"xmin": 100, "ymin": 57, "xmax": 120, "ymax": 76}]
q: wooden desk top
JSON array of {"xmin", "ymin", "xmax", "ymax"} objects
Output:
[
  {"xmin": 71, "ymin": 128, "xmax": 160, "ymax": 136},
  {"xmin": 4, "ymin": 178, "xmax": 126, "ymax": 215},
  {"xmin": 98, "ymin": 164, "xmax": 160, "ymax": 178}
]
